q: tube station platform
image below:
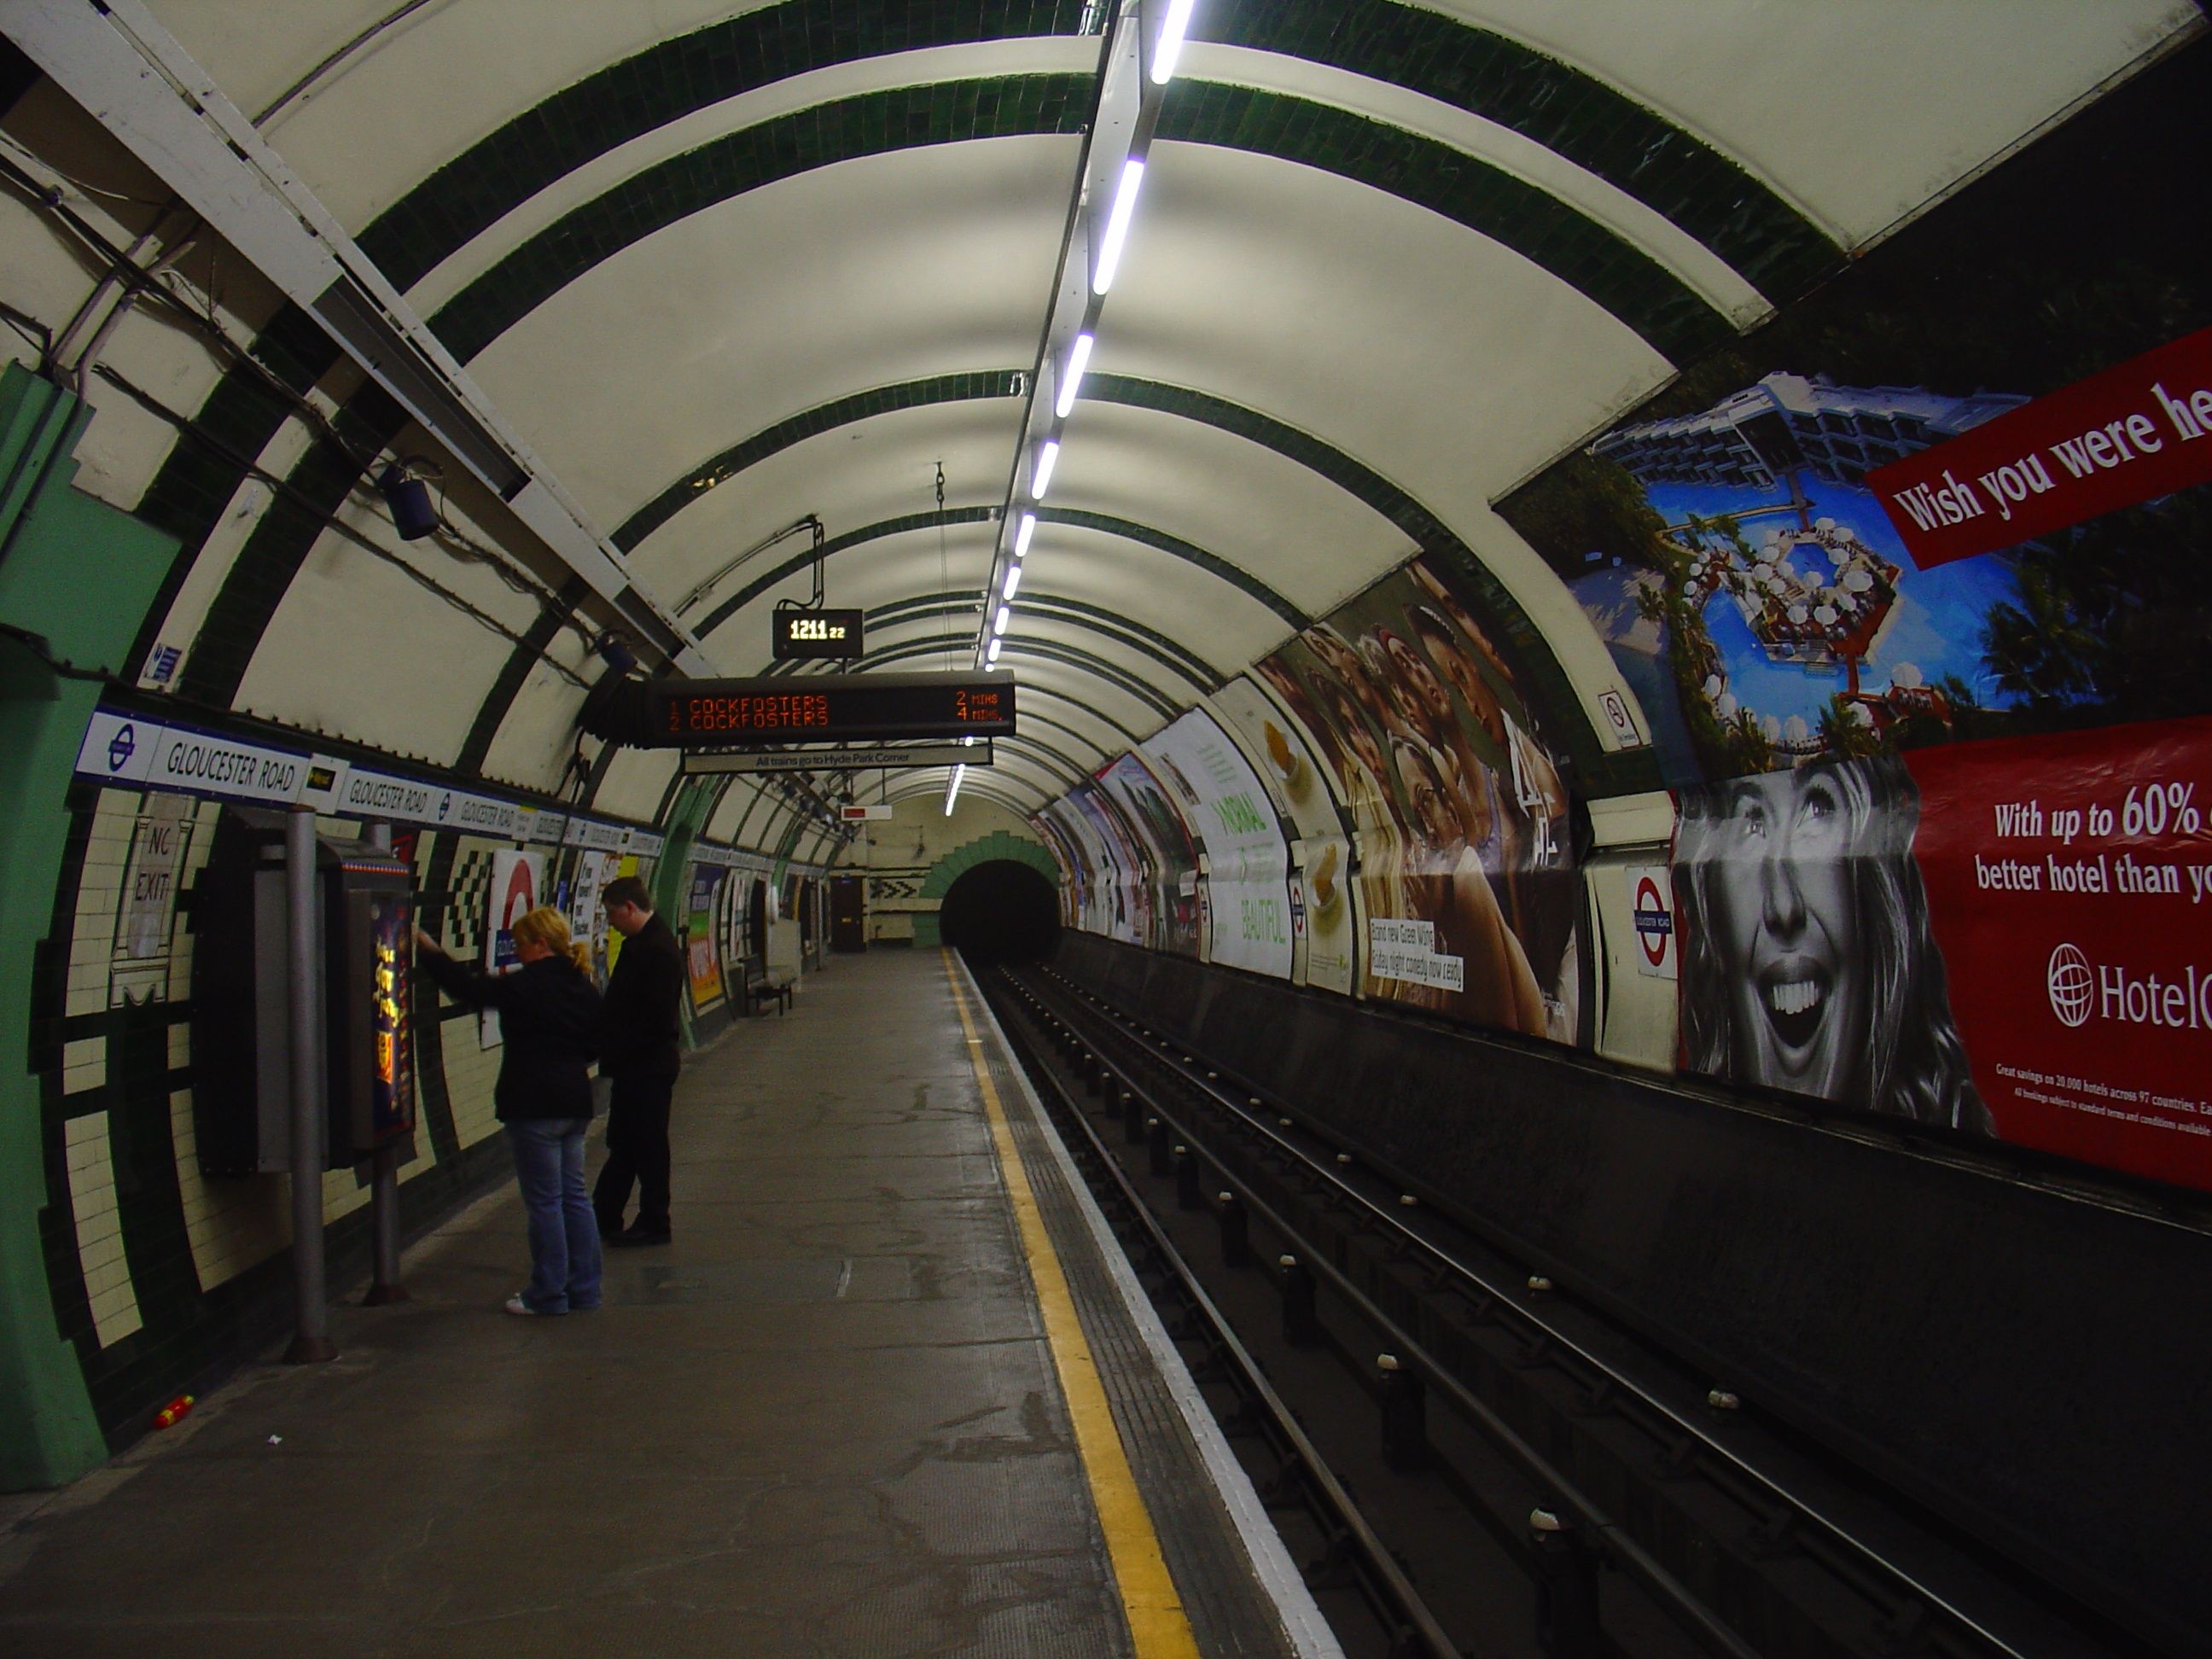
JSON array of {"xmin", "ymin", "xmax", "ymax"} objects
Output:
[{"xmin": 0, "ymin": 950, "xmax": 1336, "ymax": 1658}]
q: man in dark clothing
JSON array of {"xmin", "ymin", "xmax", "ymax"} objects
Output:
[{"xmin": 592, "ymin": 876, "xmax": 687, "ymax": 1246}]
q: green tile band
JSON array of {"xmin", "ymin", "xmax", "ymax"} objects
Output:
[
  {"xmin": 843, "ymin": 591, "xmax": 1221, "ymax": 692},
  {"xmin": 690, "ymin": 505, "xmax": 1300, "ymax": 643},
  {"xmin": 429, "ymin": 78, "xmax": 1094, "ymax": 364},
  {"xmin": 359, "ymin": 3, "xmax": 1095, "ymax": 291},
  {"xmin": 1085, "ymin": 373, "xmax": 1657, "ymax": 795},
  {"xmin": 1196, "ymin": 0, "xmax": 1841, "ymax": 298},
  {"xmin": 614, "ymin": 371, "xmax": 1022, "ymax": 553},
  {"xmin": 429, "ymin": 77, "xmax": 1731, "ymax": 366},
  {"xmin": 360, "ymin": 0, "xmax": 1825, "ymax": 306},
  {"xmin": 861, "ymin": 633, "xmax": 1182, "ymax": 725}
]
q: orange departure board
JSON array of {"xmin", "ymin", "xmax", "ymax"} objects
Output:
[{"xmin": 642, "ymin": 672, "xmax": 1015, "ymax": 747}]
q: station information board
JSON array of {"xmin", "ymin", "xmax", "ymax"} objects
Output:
[
  {"xmin": 772, "ymin": 608, "xmax": 864, "ymax": 661},
  {"xmin": 642, "ymin": 672, "xmax": 1014, "ymax": 747}
]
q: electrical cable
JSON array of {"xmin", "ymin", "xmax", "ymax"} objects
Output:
[
  {"xmin": 253, "ymin": 1, "xmax": 442, "ymax": 126},
  {"xmin": 90, "ymin": 362, "xmax": 589, "ymax": 685},
  {"xmin": 0, "ymin": 148, "xmax": 585, "ymax": 643},
  {"xmin": 0, "ymin": 297, "xmax": 55, "ymax": 366},
  {"xmin": 0, "ymin": 130, "xmax": 166, "ymax": 210}
]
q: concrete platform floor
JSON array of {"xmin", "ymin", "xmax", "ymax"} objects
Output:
[{"xmin": 0, "ymin": 951, "xmax": 1138, "ymax": 1657}]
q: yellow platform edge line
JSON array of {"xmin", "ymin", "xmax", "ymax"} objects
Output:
[{"xmin": 943, "ymin": 952, "xmax": 1201, "ymax": 1659}]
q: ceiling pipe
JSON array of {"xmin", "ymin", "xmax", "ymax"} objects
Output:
[{"xmin": 8, "ymin": 0, "xmax": 716, "ymax": 675}]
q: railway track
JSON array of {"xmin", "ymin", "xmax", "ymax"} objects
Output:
[{"xmin": 980, "ymin": 959, "xmax": 2144, "ymax": 1659}]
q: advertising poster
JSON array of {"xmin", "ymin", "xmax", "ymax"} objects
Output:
[
  {"xmin": 686, "ymin": 864, "xmax": 727, "ymax": 1008},
  {"xmin": 602, "ymin": 853, "xmax": 641, "ymax": 976},
  {"xmin": 480, "ymin": 849, "xmax": 544, "ymax": 1049},
  {"xmin": 1672, "ymin": 723, "xmax": 2212, "ymax": 1194},
  {"xmin": 1255, "ymin": 556, "xmax": 1581, "ymax": 1042},
  {"xmin": 1909, "ymin": 716, "xmax": 2212, "ymax": 1189},
  {"xmin": 1068, "ymin": 786, "xmax": 1147, "ymax": 946},
  {"xmin": 1049, "ymin": 802, "xmax": 1113, "ymax": 938},
  {"xmin": 1500, "ymin": 62, "xmax": 2212, "ymax": 792},
  {"xmin": 369, "ymin": 889, "xmax": 414, "ymax": 1139},
  {"xmin": 717, "ymin": 864, "xmax": 749, "ymax": 975},
  {"xmin": 1212, "ymin": 676, "xmax": 1356, "ymax": 994},
  {"xmin": 1095, "ymin": 754, "xmax": 1201, "ymax": 958},
  {"xmin": 568, "ymin": 849, "xmax": 614, "ymax": 980},
  {"xmin": 1142, "ymin": 709, "xmax": 1294, "ymax": 980},
  {"xmin": 1032, "ymin": 807, "xmax": 1090, "ymax": 931}
]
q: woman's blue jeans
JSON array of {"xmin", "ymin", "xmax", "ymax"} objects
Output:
[{"xmin": 506, "ymin": 1118, "xmax": 602, "ymax": 1313}]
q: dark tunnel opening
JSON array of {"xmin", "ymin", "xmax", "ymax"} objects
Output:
[{"xmin": 940, "ymin": 860, "xmax": 1059, "ymax": 965}]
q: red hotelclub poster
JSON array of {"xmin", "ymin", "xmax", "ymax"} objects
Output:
[{"xmin": 1907, "ymin": 716, "xmax": 2212, "ymax": 1189}]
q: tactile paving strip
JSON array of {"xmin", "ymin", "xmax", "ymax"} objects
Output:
[{"xmin": 981, "ymin": 1033, "xmax": 1299, "ymax": 1658}]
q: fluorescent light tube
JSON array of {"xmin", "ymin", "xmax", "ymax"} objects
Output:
[
  {"xmin": 944, "ymin": 764, "xmax": 964, "ymax": 814},
  {"xmin": 993, "ymin": 606, "xmax": 1010, "ymax": 636},
  {"xmin": 1151, "ymin": 0, "xmax": 1198, "ymax": 84},
  {"xmin": 1056, "ymin": 332, "xmax": 1095, "ymax": 418},
  {"xmin": 987, "ymin": 637, "xmax": 1003, "ymax": 664},
  {"xmin": 1003, "ymin": 563, "xmax": 1022, "ymax": 600},
  {"xmin": 1031, "ymin": 438, "xmax": 1059, "ymax": 500},
  {"xmin": 1015, "ymin": 510, "xmax": 1036, "ymax": 557},
  {"xmin": 1092, "ymin": 156, "xmax": 1145, "ymax": 294}
]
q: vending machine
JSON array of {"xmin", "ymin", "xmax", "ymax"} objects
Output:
[{"xmin": 192, "ymin": 808, "xmax": 416, "ymax": 1175}]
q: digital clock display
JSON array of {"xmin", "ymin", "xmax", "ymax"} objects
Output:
[
  {"xmin": 772, "ymin": 607, "xmax": 865, "ymax": 661},
  {"xmin": 643, "ymin": 672, "xmax": 1015, "ymax": 747}
]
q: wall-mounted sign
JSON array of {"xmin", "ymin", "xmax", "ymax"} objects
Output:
[
  {"xmin": 1625, "ymin": 864, "xmax": 1675, "ymax": 980},
  {"xmin": 773, "ymin": 607, "xmax": 865, "ymax": 661},
  {"xmin": 480, "ymin": 850, "xmax": 543, "ymax": 1050},
  {"xmin": 681, "ymin": 741, "xmax": 987, "ymax": 775},
  {"xmin": 643, "ymin": 672, "xmax": 1015, "ymax": 748},
  {"xmin": 77, "ymin": 709, "xmax": 308, "ymax": 803}
]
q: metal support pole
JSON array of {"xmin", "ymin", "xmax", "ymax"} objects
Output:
[
  {"xmin": 361, "ymin": 819, "xmax": 410, "ymax": 1307},
  {"xmin": 283, "ymin": 807, "xmax": 336, "ymax": 1363},
  {"xmin": 1378, "ymin": 1353, "xmax": 1426, "ymax": 1470}
]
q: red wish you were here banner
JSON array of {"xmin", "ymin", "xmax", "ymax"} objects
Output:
[{"xmin": 1867, "ymin": 326, "xmax": 2212, "ymax": 569}]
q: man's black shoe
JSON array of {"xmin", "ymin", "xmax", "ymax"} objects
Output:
[{"xmin": 607, "ymin": 1226, "xmax": 672, "ymax": 1248}]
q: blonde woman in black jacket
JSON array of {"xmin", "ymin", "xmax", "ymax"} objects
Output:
[{"xmin": 416, "ymin": 907, "xmax": 605, "ymax": 1314}]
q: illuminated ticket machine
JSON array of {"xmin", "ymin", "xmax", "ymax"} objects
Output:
[{"xmin": 193, "ymin": 808, "xmax": 416, "ymax": 1174}]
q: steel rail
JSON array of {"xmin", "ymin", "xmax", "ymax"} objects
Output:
[
  {"xmin": 1018, "ymin": 971, "xmax": 1803, "ymax": 1659},
  {"xmin": 1033, "ymin": 969, "xmax": 2046, "ymax": 1658},
  {"xmin": 986, "ymin": 971, "xmax": 1465, "ymax": 1659}
]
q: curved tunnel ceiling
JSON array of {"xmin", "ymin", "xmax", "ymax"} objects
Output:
[{"xmin": 26, "ymin": 0, "xmax": 2203, "ymax": 822}]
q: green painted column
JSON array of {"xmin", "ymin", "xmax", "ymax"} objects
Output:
[
  {"xmin": 0, "ymin": 365, "xmax": 177, "ymax": 1486},
  {"xmin": 653, "ymin": 777, "xmax": 715, "ymax": 1049}
]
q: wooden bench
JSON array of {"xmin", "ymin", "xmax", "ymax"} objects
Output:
[{"xmin": 742, "ymin": 968, "xmax": 795, "ymax": 1016}]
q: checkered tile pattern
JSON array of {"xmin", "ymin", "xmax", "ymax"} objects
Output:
[{"xmin": 439, "ymin": 845, "xmax": 500, "ymax": 959}]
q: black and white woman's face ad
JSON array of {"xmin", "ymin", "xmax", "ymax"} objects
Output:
[{"xmin": 1708, "ymin": 768, "xmax": 1864, "ymax": 1101}]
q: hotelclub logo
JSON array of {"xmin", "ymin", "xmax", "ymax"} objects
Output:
[{"xmin": 2046, "ymin": 942, "xmax": 2212, "ymax": 1032}]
